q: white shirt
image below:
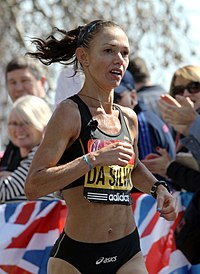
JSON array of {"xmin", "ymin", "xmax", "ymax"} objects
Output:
[{"xmin": 54, "ymin": 66, "xmax": 84, "ymax": 108}]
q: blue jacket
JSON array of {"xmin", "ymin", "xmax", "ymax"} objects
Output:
[
  {"xmin": 181, "ymin": 115, "xmax": 200, "ymax": 164},
  {"xmin": 134, "ymin": 100, "xmax": 176, "ymax": 160}
]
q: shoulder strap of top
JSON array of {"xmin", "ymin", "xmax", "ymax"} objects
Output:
[
  {"xmin": 69, "ymin": 96, "xmax": 132, "ymax": 143},
  {"xmin": 114, "ymin": 104, "xmax": 133, "ymax": 143},
  {"xmin": 69, "ymin": 95, "xmax": 99, "ymax": 136},
  {"xmin": 69, "ymin": 95, "xmax": 92, "ymax": 124}
]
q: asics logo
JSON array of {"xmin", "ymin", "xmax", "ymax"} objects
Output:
[{"xmin": 96, "ymin": 256, "xmax": 117, "ymax": 265}]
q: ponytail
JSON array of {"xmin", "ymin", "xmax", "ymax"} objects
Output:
[
  {"xmin": 26, "ymin": 20, "xmax": 120, "ymax": 70},
  {"xmin": 26, "ymin": 27, "xmax": 81, "ymax": 67}
]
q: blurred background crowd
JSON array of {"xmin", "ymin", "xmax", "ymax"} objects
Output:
[{"xmin": 0, "ymin": 0, "xmax": 200, "ymax": 150}]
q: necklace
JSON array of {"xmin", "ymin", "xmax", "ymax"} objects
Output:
[{"xmin": 79, "ymin": 94, "xmax": 113, "ymax": 105}]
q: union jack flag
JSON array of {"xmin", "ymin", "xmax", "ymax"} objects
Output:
[
  {"xmin": 133, "ymin": 192, "xmax": 200, "ymax": 274},
  {"xmin": 0, "ymin": 200, "xmax": 66, "ymax": 274},
  {"xmin": 0, "ymin": 193, "xmax": 199, "ymax": 274}
]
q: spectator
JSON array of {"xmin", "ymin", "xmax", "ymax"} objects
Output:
[
  {"xmin": 161, "ymin": 65, "xmax": 200, "ymax": 159},
  {"xmin": 25, "ymin": 20, "xmax": 177, "ymax": 273},
  {"xmin": 54, "ymin": 65, "xmax": 84, "ymax": 108},
  {"xmin": 0, "ymin": 95, "xmax": 53, "ymax": 202},
  {"xmin": 142, "ymin": 147, "xmax": 200, "ymax": 192},
  {"xmin": 0, "ymin": 56, "xmax": 51, "ymax": 172},
  {"xmin": 168, "ymin": 65, "xmax": 200, "ymax": 145},
  {"xmin": 114, "ymin": 70, "xmax": 175, "ymax": 192},
  {"xmin": 128, "ymin": 56, "xmax": 167, "ymax": 118},
  {"xmin": 114, "ymin": 70, "xmax": 175, "ymax": 161},
  {"xmin": 6, "ymin": 56, "xmax": 50, "ymax": 103},
  {"xmin": 142, "ymin": 65, "xmax": 200, "ymax": 192},
  {"xmin": 159, "ymin": 94, "xmax": 200, "ymax": 164}
]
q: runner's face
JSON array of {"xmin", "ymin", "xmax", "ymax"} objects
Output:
[{"xmin": 85, "ymin": 26, "xmax": 130, "ymax": 91}]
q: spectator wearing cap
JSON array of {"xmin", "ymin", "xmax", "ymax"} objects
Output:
[
  {"xmin": 114, "ymin": 70, "xmax": 176, "ymax": 187},
  {"xmin": 127, "ymin": 56, "xmax": 167, "ymax": 119}
]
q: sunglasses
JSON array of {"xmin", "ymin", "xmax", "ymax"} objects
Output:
[{"xmin": 172, "ymin": 81, "xmax": 200, "ymax": 96}]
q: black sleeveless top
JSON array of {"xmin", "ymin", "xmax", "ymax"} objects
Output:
[{"xmin": 59, "ymin": 95, "xmax": 134, "ymax": 205}]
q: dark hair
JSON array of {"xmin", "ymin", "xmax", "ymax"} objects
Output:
[
  {"xmin": 128, "ymin": 56, "xmax": 150, "ymax": 83},
  {"xmin": 6, "ymin": 56, "xmax": 45, "ymax": 81},
  {"xmin": 26, "ymin": 20, "xmax": 121, "ymax": 72}
]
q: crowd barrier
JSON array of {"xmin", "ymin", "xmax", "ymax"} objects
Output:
[{"xmin": 0, "ymin": 192, "xmax": 199, "ymax": 274}]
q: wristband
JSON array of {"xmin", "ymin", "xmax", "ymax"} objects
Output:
[
  {"xmin": 150, "ymin": 181, "xmax": 170, "ymax": 199},
  {"xmin": 83, "ymin": 155, "xmax": 92, "ymax": 170}
]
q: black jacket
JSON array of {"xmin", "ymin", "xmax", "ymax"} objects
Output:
[
  {"xmin": 0, "ymin": 141, "xmax": 22, "ymax": 171},
  {"xmin": 167, "ymin": 161, "xmax": 200, "ymax": 192}
]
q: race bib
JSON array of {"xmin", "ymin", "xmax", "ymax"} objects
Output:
[{"xmin": 83, "ymin": 139, "xmax": 134, "ymax": 205}]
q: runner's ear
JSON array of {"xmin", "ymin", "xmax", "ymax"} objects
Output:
[{"xmin": 76, "ymin": 47, "xmax": 89, "ymax": 67}]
